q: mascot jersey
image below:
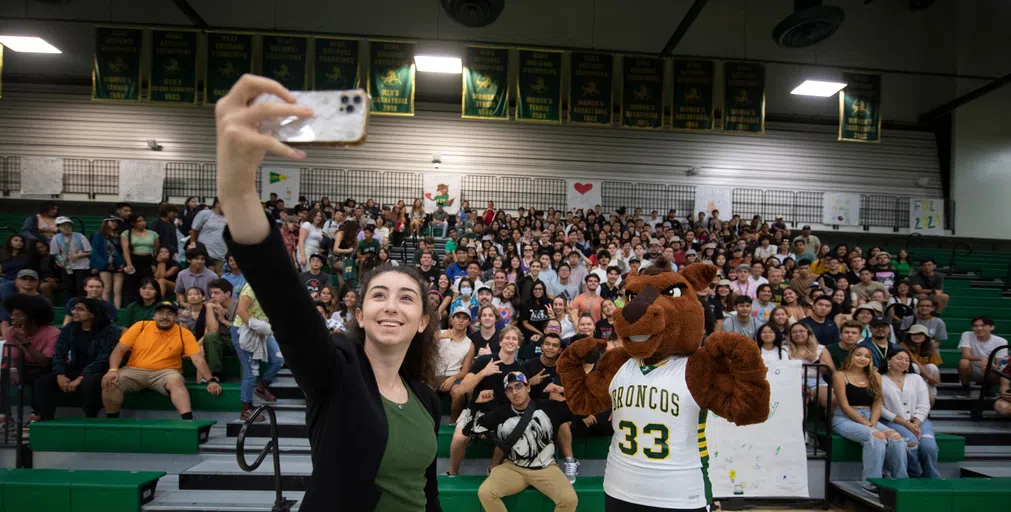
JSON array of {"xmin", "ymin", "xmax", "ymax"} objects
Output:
[{"xmin": 606, "ymin": 355, "xmax": 711, "ymax": 510}]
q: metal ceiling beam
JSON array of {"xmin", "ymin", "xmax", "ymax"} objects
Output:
[
  {"xmin": 919, "ymin": 70, "xmax": 1011, "ymax": 122},
  {"xmin": 170, "ymin": 0, "xmax": 208, "ymax": 29},
  {"xmin": 661, "ymin": 0, "xmax": 709, "ymax": 55}
]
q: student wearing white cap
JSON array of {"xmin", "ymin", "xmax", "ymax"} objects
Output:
[{"xmin": 49, "ymin": 216, "xmax": 92, "ymax": 298}]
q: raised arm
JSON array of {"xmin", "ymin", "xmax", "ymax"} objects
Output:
[
  {"xmin": 215, "ymin": 74, "xmax": 340, "ymax": 396},
  {"xmin": 686, "ymin": 331, "xmax": 770, "ymax": 426},
  {"xmin": 557, "ymin": 337, "xmax": 625, "ymax": 416}
]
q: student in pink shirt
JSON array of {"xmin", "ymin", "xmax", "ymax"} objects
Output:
[{"xmin": 3, "ymin": 293, "xmax": 59, "ymax": 420}]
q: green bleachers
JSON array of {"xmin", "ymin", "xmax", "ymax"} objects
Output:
[
  {"xmin": 438, "ymin": 474, "xmax": 604, "ymax": 512},
  {"xmin": 436, "ymin": 424, "xmax": 611, "ymax": 459},
  {"xmin": 0, "ymin": 468, "xmax": 164, "ymax": 512},
  {"xmin": 31, "ymin": 418, "xmax": 215, "ymax": 454},
  {"xmin": 826, "ymin": 432, "xmax": 965, "ymax": 463},
  {"xmin": 10, "ymin": 383, "xmax": 243, "ymax": 413},
  {"xmin": 869, "ymin": 477, "xmax": 1011, "ymax": 512}
]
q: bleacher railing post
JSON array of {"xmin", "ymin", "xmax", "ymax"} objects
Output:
[{"xmin": 236, "ymin": 404, "xmax": 295, "ymax": 512}]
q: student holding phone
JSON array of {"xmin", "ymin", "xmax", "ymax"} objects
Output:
[{"xmin": 215, "ymin": 75, "xmax": 442, "ymax": 511}]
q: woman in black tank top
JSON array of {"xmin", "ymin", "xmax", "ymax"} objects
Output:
[{"xmin": 831, "ymin": 346, "xmax": 908, "ymax": 490}]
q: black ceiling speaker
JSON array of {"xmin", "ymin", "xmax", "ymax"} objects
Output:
[
  {"xmin": 772, "ymin": 0, "xmax": 845, "ymax": 48},
  {"xmin": 441, "ymin": 0, "xmax": 505, "ymax": 28}
]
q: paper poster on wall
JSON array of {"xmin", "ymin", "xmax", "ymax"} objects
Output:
[
  {"xmin": 19, "ymin": 157, "xmax": 64, "ymax": 196},
  {"xmin": 260, "ymin": 167, "xmax": 301, "ymax": 205},
  {"xmin": 707, "ymin": 360, "xmax": 809, "ymax": 498},
  {"xmin": 422, "ymin": 173, "xmax": 462, "ymax": 214},
  {"xmin": 822, "ymin": 192, "xmax": 861, "ymax": 226},
  {"xmin": 910, "ymin": 198, "xmax": 943, "ymax": 235},
  {"xmin": 565, "ymin": 180, "xmax": 602, "ymax": 211},
  {"xmin": 694, "ymin": 186, "xmax": 733, "ymax": 218},
  {"xmin": 119, "ymin": 160, "xmax": 166, "ymax": 203}
]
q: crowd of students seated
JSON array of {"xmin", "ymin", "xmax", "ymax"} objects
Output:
[{"xmin": 1, "ymin": 196, "xmax": 1010, "ymax": 497}]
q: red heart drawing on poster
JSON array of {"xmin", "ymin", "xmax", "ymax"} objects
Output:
[
  {"xmin": 574, "ymin": 183, "xmax": 593, "ymax": 195},
  {"xmin": 425, "ymin": 193, "xmax": 433, "ymax": 200}
]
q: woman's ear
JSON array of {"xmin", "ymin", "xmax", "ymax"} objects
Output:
[{"xmin": 418, "ymin": 311, "xmax": 431, "ymax": 333}]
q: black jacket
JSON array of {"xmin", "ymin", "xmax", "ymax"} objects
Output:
[{"xmin": 226, "ymin": 218, "xmax": 442, "ymax": 512}]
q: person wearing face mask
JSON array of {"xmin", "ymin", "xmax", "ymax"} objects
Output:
[{"xmin": 449, "ymin": 278, "xmax": 480, "ymax": 321}]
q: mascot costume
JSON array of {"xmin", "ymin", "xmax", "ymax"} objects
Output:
[{"xmin": 558, "ymin": 260, "xmax": 771, "ymax": 511}]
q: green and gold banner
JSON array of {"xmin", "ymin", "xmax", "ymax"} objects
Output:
[
  {"xmin": 205, "ymin": 32, "xmax": 253, "ymax": 104},
  {"xmin": 149, "ymin": 30, "xmax": 198, "ymax": 104},
  {"xmin": 369, "ymin": 41, "xmax": 415, "ymax": 116},
  {"xmin": 839, "ymin": 72, "xmax": 882, "ymax": 143},
  {"xmin": 722, "ymin": 62, "xmax": 765, "ymax": 133},
  {"xmin": 621, "ymin": 56, "xmax": 664, "ymax": 129},
  {"xmin": 462, "ymin": 46, "xmax": 509, "ymax": 120},
  {"xmin": 313, "ymin": 37, "xmax": 359, "ymax": 91},
  {"xmin": 672, "ymin": 59, "xmax": 714, "ymax": 131},
  {"xmin": 261, "ymin": 35, "xmax": 308, "ymax": 91},
  {"xmin": 569, "ymin": 52, "xmax": 613, "ymax": 125},
  {"xmin": 93, "ymin": 26, "xmax": 143, "ymax": 101},
  {"xmin": 516, "ymin": 50, "xmax": 563, "ymax": 123}
]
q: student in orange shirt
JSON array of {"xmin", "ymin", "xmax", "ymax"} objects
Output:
[{"xmin": 101, "ymin": 301, "xmax": 221, "ymax": 419}]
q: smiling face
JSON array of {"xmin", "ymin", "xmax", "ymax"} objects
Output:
[{"xmin": 355, "ymin": 271, "xmax": 429, "ymax": 349}]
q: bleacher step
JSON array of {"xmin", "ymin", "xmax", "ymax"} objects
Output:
[
  {"xmin": 831, "ymin": 480, "xmax": 885, "ymax": 511},
  {"xmin": 143, "ymin": 475, "xmax": 304, "ymax": 512}
]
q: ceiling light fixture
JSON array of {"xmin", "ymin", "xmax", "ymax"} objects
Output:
[
  {"xmin": 415, "ymin": 55, "xmax": 462, "ymax": 74},
  {"xmin": 0, "ymin": 35, "xmax": 62, "ymax": 53},
  {"xmin": 790, "ymin": 80, "xmax": 847, "ymax": 97}
]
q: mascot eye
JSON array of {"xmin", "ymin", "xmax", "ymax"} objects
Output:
[
  {"xmin": 626, "ymin": 292, "xmax": 637, "ymax": 301},
  {"xmin": 663, "ymin": 285, "xmax": 685, "ymax": 298}
]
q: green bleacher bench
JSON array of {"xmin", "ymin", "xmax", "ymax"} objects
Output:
[
  {"xmin": 0, "ymin": 468, "xmax": 164, "ymax": 512},
  {"xmin": 869, "ymin": 477, "xmax": 1011, "ymax": 512},
  {"xmin": 10, "ymin": 383, "xmax": 243, "ymax": 413},
  {"xmin": 436, "ymin": 424, "xmax": 612, "ymax": 460},
  {"xmin": 438, "ymin": 474, "xmax": 604, "ymax": 512},
  {"xmin": 31, "ymin": 418, "xmax": 215, "ymax": 454},
  {"xmin": 825, "ymin": 432, "xmax": 964, "ymax": 463}
]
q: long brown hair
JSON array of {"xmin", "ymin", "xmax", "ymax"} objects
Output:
[
  {"xmin": 841, "ymin": 346, "xmax": 882, "ymax": 401},
  {"xmin": 348, "ymin": 265, "xmax": 439, "ymax": 385}
]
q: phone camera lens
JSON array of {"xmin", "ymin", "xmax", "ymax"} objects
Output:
[
  {"xmin": 346, "ymin": 105, "xmax": 355, "ymax": 113},
  {"xmin": 353, "ymin": 95, "xmax": 362, "ymax": 104},
  {"xmin": 340, "ymin": 95, "xmax": 349, "ymax": 104}
]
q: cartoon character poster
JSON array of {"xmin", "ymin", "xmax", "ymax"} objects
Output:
[{"xmin": 422, "ymin": 173, "xmax": 462, "ymax": 214}]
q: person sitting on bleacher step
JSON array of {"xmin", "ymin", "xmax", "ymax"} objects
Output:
[
  {"xmin": 2, "ymin": 293, "xmax": 59, "ymax": 422},
  {"xmin": 101, "ymin": 301, "xmax": 221, "ymax": 420},
  {"xmin": 195, "ymin": 279, "xmax": 239, "ymax": 382},
  {"xmin": 35, "ymin": 298, "xmax": 119, "ymax": 420}
]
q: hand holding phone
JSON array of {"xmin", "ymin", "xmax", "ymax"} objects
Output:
[{"xmin": 255, "ymin": 90, "xmax": 369, "ymax": 147}]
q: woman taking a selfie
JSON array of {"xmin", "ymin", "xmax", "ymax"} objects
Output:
[{"xmin": 216, "ymin": 75, "xmax": 442, "ymax": 511}]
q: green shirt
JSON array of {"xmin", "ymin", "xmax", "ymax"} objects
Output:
[
  {"xmin": 374, "ymin": 381, "xmax": 437, "ymax": 512},
  {"xmin": 826, "ymin": 342, "xmax": 854, "ymax": 370},
  {"xmin": 445, "ymin": 239, "xmax": 457, "ymax": 254},
  {"xmin": 357, "ymin": 238, "xmax": 379, "ymax": 256},
  {"xmin": 121, "ymin": 301, "xmax": 156, "ymax": 327},
  {"xmin": 121, "ymin": 229, "xmax": 159, "ymax": 256}
]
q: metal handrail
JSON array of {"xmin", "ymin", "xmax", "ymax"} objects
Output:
[
  {"xmin": 0, "ymin": 341, "xmax": 30, "ymax": 468},
  {"xmin": 948, "ymin": 242, "xmax": 973, "ymax": 275},
  {"xmin": 970, "ymin": 345, "xmax": 1009, "ymax": 421},
  {"xmin": 802, "ymin": 362, "xmax": 833, "ymax": 507},
  {"xmin": 236, "ymin": 405, "xmax": 294, "ymax": 512}
]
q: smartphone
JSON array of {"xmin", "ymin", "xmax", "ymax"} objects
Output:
[{"xmin": 255, "ymin": 89, "xmax": 369, "ymax": 147}]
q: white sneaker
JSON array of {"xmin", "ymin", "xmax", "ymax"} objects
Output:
[{"xmin": 562, "ymin": 458, "xmax": 580, "ymax": 484}]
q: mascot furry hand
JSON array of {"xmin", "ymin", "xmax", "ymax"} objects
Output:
[{"xmin": 558, "ymin": 260, "xmax": 770, "ymax": 510}]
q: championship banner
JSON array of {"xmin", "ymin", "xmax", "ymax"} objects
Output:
[
  {"xmin": 694, "ymin": 186, "xmax": 733, "ymax": 218},
  {"xmin": 722, "ymin": 62, "xmax": 765, "ymax": 133},
  {"xmin": 119, "ymin": 160, "xmax": 166, "ymax": 203},
  {"xmin": 568, "ymin": 52, "xmax": 613, "ymax": 125},
  {"xmin": 672, "ymin": 59, "xmax": 714, "ymax": 131},
  {"xmin": 260, "ymin": 35, "xmax": 308, "ymax": 92},
  {"xmin": 148, "ymin": 30, "xmax": 198, "ymax": 104},
  {"xmin": 910, "ymin": 198, "xmax": 943, "ymax": 235},
  {"xmin": 313, "ymin": 37, "xmax": 359, "ymax": 91},
  {"xmin": 462, "ymin": 46, "xmax": 509, "ymax": 120},
  {"xmin": 707, "ymin": 360, "xmax": 809, "ymax": 498},
  {"xmin": 516, "ymin": 49, "xmax": 563, "ymax": 123},
  {"xmin": 422, "ymin": 173, "xmax": 462, "ymax": 214},
  {"xmin": 368, "ymin": 41, "xmax": 415, "ymax": 116},
  {"xmin": 822, "ymin": 192, "xmax": 861, "ymax": 226},
  {"xmin": 566, "ymin": 180, "xmax": 601, "ymax": 211},
  {"xmin": 839, "ymin": 73, "xmax": 882, "ymax": 142},
  {"xmin": 621, "ymin": 56, "xmax": 664, "ymax": 129},
  {"xmin": 205, "ymin": 32, "xmax": 253, "ymax": 104},
  {"xmin": 19, "ymin": 157, "xmax": 64, "ymax": 196},
  {"xmin": 260, "ymin": 167, "xmax": 301, "ymax": 204},
  {"xmin": 93, "ymin": 26, "xmax": 143, "ymax": 101}
]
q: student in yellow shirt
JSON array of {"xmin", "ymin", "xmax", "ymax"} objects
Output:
[{"xmin": 101, "ymin": 301, "xmax": 221, "ymax": 419}]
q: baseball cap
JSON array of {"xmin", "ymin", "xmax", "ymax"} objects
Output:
[
  {"xmin": 671, "ymin": 236, "xmax": 682, "ymax": 242},
  {"xmin": 855, "ymin": 303, "xmax": 877, "ymax": 313},
  {"xmin": 309, "ymin": 253, "xmax": 325, "ymax": 262},
  {"xmin": 776, "ymin": 215, "xmax": 784, "ymax": 220},
  {"xmin": 154, "ymin": 301, "xmax": 179, "ymax": 313},
  {"xmin": 685, "ymin": 249, "xmax": 697, "ymax": 256},
  {"xmin": 103, "ymin": 215, "xmax": 122, "ymax": 224},
  {"xmin": 476, "ymin": 285, "xmax": 492, "ymax": 294},
  {"xmin": 717, "ymin": 279, "xmax": 732, "ymax": 287},
  {"xmin": 629, "ymin": 256, "xmax": 641, "ymax": 263},
  {"xmin": 16, "ymin": 269, "xmax": 39, "ymax": 280},
  {"xmin": 870, "ymin": 315, "xmax": 890, "ymax": 327},
  {"xmin": 503, "ymin": 371, "xmax": 528, "ymax": 390},
  {"xmin": 907, "ymin": 324, "xmax": 931, "ymax": 336},
  {"xmin": 450, "ymin": 306, "xmax": 472, "ymax": 319},
  {"xmin": 55, "ymin": 216, "xmax": 73, "ymax": 226},
  {"xmin": 736, "ymin": 264, "xmax": 751, "ymax": 271},
  {"xmin": 649, "ymin": 238, "xmax": 661, "ymax": 246}
]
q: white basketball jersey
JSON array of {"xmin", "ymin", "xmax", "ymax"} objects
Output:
[{"xmin": 605, "ymin": 356, "xmax": 711, "ymax": 509}]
